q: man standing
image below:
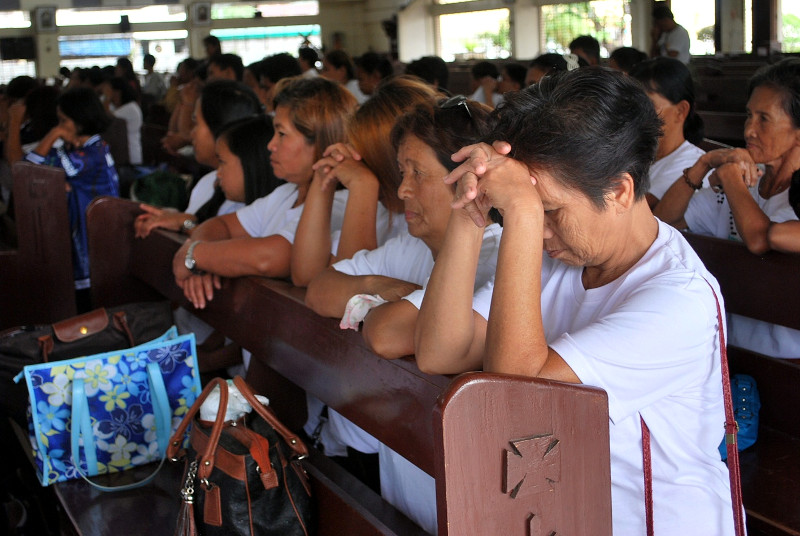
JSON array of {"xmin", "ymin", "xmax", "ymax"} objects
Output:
[
  {"xmin": 142, "ymin": 54, "xmax": 166, "ymax": 102},
  {"xmin": 651, "ymin": 2, "xmax": 691, "ymax": 64}
]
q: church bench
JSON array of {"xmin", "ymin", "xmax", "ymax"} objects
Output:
[
  {"xmin": 0, "ymin": 161, "xmax": 75, "ymax": 329},
  {"xmin": 75, "ymin": 195, "xmax": 613, "ymax": 535},
  {"xmin": 685, "ymin": 233, "xmax": 800, "ymax": 536}
]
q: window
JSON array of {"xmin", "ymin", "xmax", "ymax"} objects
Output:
[
  {"xmin": 438, "ymin": 9, "xmax": 510, "ymax": 61},
  {"xmin": 782, "ymin": 0, "xmax": 800, "ymax": 52},
  {"xmin": 670, "ymin": 0, "xmax": 715, "ymax": 55},
  {"xmin": 212, "ymin": 1, "xmax": 319, "ymax": 18},
  {"xmin": 540, "ymin": 1, "xmax": 632, "ymax": 57},
  {"xmin": 213, "ymin": 25, "xmax": 321, "ymax": 66}
]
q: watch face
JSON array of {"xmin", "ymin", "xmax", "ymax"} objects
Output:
[
  {"xmin": 184, "ymin": 256, "xmax": 195, "ymax": 270},
  {"xmin": 183, "ymin": 219, "xmax": 197, "ymax": 231}
]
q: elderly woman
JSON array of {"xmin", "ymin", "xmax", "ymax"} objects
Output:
[
  {"xmin": 305, "ymin": 97, "xmax": 500, "ymax": 533},
  {"xmin": 655, "ymin": 58, "xmax": 800, "ymax": 359},
  {"xmin": 415, "ymin": 68, "xmax": 735, "ymax": 534},
  {"xmin": 655, "ymin": 58, "xmax": 800, "ymax": 254}
]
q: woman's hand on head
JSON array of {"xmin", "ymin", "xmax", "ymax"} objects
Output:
[
  {"xmin": 447, "ymin": 140, "xmax": 540, "ymax": 226},
  {"xmin": 7, "ymin": 101, "xmax": 26, "ymax": 125}
]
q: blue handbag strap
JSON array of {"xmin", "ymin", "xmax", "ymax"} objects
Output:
[{"xmin": 69, "ymin": 361, "xmax": 171, "ymax": 492}]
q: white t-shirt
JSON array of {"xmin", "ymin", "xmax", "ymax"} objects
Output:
[
  {"xmin": 111, "ymin": 101, "xmax": 143, "ymax": 165},
  {"xmin": 648, "ymin": 140, "xmax": 706, "ymax": 201},
  {"xmin": 185, "ymin": 170, "xmax": 244, "ymax": 217},
  {"xmin": 469, "ymin": 86, "xmax": 504, "ymax": 108},
  {"xmin": 345, "ymin": 78, "xmax": 368, "ymax": 105},
  {"xmin": 323, "ymin": 224, "xmax": 503, "ymax": 535},
  {"xmin": 684, "ymin": 181, "xmax": 798, "ymax": 242},
  {"xmin": 235, "ymin": 182, "xmax": 348, "ymax": 242},
  {"xmin": 472, "ymin": 219, "xmax": 733, "ymax": 535},
  {"xmin": 684, "ymin": 178, "xmax": 800, "ymax": 359},
  {"xmin": 657, "ymin": 24, "xmax": 691, "ymax": 64}
]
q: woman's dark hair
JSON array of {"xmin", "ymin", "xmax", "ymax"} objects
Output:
[
  {"xmin": 391, "ymin": 96, "xmax": 494, "ymax": 174},
  {"xmin": 630, "ymin": 57, "xmax": 704, "ymax": 145},
  {"xmin": 391, "ymin": 96, "xmax": 498, "ymax": 221},
  {"xmin": 218, "ymin": 116, "xmax": 283, "ymax": 204},
  {"xmin": 502, "ymin": 63, "xmax": 527, "ymax": 89},
  {"xmin": 324, "ymin": 50, "xmax": 355, "ymax": 80},
  {"xmin": 529, "ymin": 53, "xmax": 568, "ymax": 74},
  {"xmin": 405, "ymin": 56, "xmax": 449, "ymax": 89},
  {"xmin": 57, "ymin": 87, "xmax": 111, "ymax": 136},
  {"xmin": 747, "ymin": 58, "xmax": 800, "ymax": 129},
  {"xmin": 260, "ymin": 53, "xmax": 302, "ymax": 84},
  {"xmin": 200, "ymin": 80, "xmax": 262, "ymax": 138},
  {"xmin": 109, "ymin": 76, "xmax": 137, "ymax": 106},
  {"xmin": 116, "ymin": 57, "xmax": 135, "ymax": 78},
  {"xmin": 471, "ymin": 61, "xmax": 499, "ymax": 80},
  {"xmin": 355, "ymin": 52, "xmax": 394, "ymax": 79},
  {"xmin": 489, "ymin": 67, "xmax": 661, "ymax": 207},
  {"xmin": 194, "ymin": 81, "xmax": 264, "ymax": 223},
  {"xmin": 24, "ymin": 85, "xmax": 59, "ymax": 141},
  {"xmin": 609, "ymin": 46, "xmax": 648, "ymax": 74},
  {"xmin": 6, "ymin": 75, "xmax": 37, "ymax": 100}
]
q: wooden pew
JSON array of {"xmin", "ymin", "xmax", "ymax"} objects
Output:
[
  {"xmin": 76, "ymin": 195, "xmax": 612, "ymax": 535},
  {"xmin": 0, "ymin": 161, "xmax": 75, "ymax": 329},
  {"xmin": 685, "ymin": 233, "xmax": 800, "ymax": 536}
]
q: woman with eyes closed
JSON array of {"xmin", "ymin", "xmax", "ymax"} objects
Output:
[
  {"xmin": 171, "ymin": 76, "xmax": 357, "ymax": 311},
  {"xmin": 416, "ymin": 68, "xmax": 735, "ymax": 535}
]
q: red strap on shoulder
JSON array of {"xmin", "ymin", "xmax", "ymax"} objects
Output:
[{"xmin": 642, "ymin": 279, "xmax": 744, "ymax": 536}]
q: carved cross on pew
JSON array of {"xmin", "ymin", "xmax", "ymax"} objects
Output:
[{"xmin": 504, "ymin": 433, "xmax": 561, "ymax": 535}]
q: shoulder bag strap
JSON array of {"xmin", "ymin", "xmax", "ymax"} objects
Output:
[
  {"xmin": 232, "ymin": 376, "xmax": 308, "ymax": 459},
  {"xmin": 167, "ymin": 377, "xmax": 229, "ymax": 482},
  {"xmin": 642, "ymin": 280, "xmax": 745, "ymax": 536}
]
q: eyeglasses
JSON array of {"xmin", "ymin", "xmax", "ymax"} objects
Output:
[{"xmin": 440, "ymin": 95, "xmax": 472, "ymax": 119}]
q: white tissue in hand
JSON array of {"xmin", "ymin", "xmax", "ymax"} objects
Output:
[
  {"xmin": 340, "ymin": 294, "xmax": 388, "ymax": 331},
  {"xmin": 199, "ymin": 380, "xmax": 270, "ymax": 422}
]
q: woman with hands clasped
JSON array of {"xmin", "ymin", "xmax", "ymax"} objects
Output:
[
  {"xmin": 416, "ymin": 68, "xmax": 734, "ymax": 534},
  {"xmin": 171, "ymin": 77, "xmax": 356, "ymax": 311},
  {"xmin": 134, "ymin": 80, "xmax": 274, "ymax": 239},
  {"xmin": 304, "ymin": 97, "xmax": 502, "ymax": 534},
  {"xmin": 290, "ymin": 76, "xmax": 438, "ymax": 287},
  {"xmin": 655, "ymin": 58, "xmax": 800, "ymax": 255}
]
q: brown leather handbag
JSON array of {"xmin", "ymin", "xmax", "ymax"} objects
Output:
[{"xmin": 168, "ymin": 376, "xmax": 314, "ymax": 536}]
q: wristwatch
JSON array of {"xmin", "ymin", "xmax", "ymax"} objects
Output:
[
  {"xmin": 181, "ymin": 218, "xmax": 197, "ymax": 233},
  {"xmin": 184, "ymin": 240, "xmax": 203, "ymax": 274}
]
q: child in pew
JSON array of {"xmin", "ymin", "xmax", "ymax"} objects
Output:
[
  {"xmin": 304, "ymin": 97, "xmax": 500, "ymax": 534},
  {"xmin": 656, "ymin": 58, "xmax": 800, "ymax": 359},
  {"xmin": 22, "ymin": 87, "xmax": 119, "ymax": 312},
  {"xmin": 630, "ymin": 57, "xmax": 708, "ymax": 208},
  {"xmin": 418, "ymin": 68, "xmax": 734, "ymax": 535},
  {"xmin": 134, "ymin": 80, "xmax": 274, "ymax": 238},
  {"xmin": 290, "ymin": 75, "xmax": 440, "ymax": 287},
  {"xmin": 171, "ymin": 77, "xmax": 356, "ymax": 330}
]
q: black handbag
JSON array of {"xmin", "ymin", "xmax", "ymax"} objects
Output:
[
  {"xmin": 0, "ymin": 301, "xmax": 174, "ymax": 425},
  {"xmin": 168, "ymin": 376, "xmax": 314, "ymax": 536}
]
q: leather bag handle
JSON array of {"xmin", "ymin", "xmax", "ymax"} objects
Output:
[
  {"xmin": 167, "ymin": 377, "xmax": 229, "ymax": 481},
  {"xmin": 232, "ymin": 376, "xmax": 309, "ymax": 459}
]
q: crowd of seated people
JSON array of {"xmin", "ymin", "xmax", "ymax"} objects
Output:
[{"xmin": 4, "ymin": 41, "xmax": 800, "ymax": 535}]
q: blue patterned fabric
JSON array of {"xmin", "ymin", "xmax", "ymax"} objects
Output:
[{"xmin": 22, "ymin": 328, "xmax": 201, "ymax": 486}]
